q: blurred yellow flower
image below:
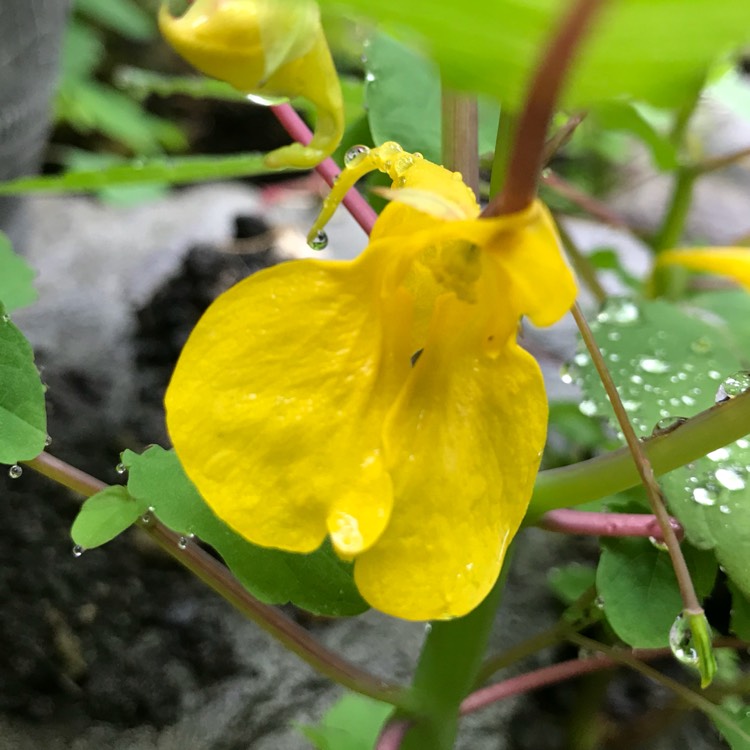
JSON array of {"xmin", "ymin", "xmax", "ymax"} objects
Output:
[
  {"xmin": 159, "ymin": 0, "xmax": 343, "ymax": 168},
  {"xmin": 165, "ymin": 143, "xmax": 576, "ymax": 620},
  {"xmin": 657, "ymin": 247, "xmax": 750, "ymax": 291}
]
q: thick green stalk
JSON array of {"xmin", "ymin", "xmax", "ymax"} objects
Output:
[
  {"xmin": 401, "ymin": 557, "xmax": 511, "ymax": 750},
  {"xmin": 528, "ymin": 390, "xmax": 750, "ymax": 519}
]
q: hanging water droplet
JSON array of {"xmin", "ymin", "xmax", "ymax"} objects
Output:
[
  {"xmin": 594, "ymin": 595, "xmax": 605, "ymax": 610},
  {"xmin": 690, "ymin": 337, "xmax": 712, "ymax": 355},
  {"xmin": 8, "ymin": 464, "xmax": 22, "ymax": 479},
  {"xmin": 715, "ymin": 370, "xmax": 750, "ymax": 403},
  {"xmin": 651, "ymin": 416, "xmax": 688, "ymax": 436},
  {"xmin": 115, "ymin": 462, "xmax": 127, "ymax": 475},
  {"xmin": 596, "ymin": 298, "xmax": 640, "ymax": 325},
  {"xmin": 669, "ymin": 613, "xmax": 699, "ymax": 666},
  {"xmin": 72, "ymin": 545, "xmax": 84, "ymax": 558},
  {"xmin": 715, "ymin": 467, "xmax": 746, "ymax": 491},
  {"xmin": 649, "ymin": 536, "xmax": 669, "ymax": 551},
  {"xmin": 140, "ymin": 511, "xmax": 152, "ymax": 524},
  {"xmin": 639, "ymin": 357, "xmax": 670, "ymax": 374},
  {"xmin": 344, "ymin": 144, "xmax": 370, "ymax": 167},
  {"xmin": 424, "ymin": 623, "xmax": 433, "ymax": 634},
  {"xmin": 177, "ymin": 536, "xmax": 189, "ymax": 550},
  {"xmin": 44, "ymin": 434, "xmax": 52, "ymax": 447},
  {"xmin": 309, "ymin": 230, "xmax": 328, "ymax": 250}
]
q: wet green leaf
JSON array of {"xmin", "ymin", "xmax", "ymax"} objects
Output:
[
  {"xmin": 71, "ymin": 486, "xmax": 140, "ymax": 548},
  {"xmin": 0, "ymin": 303, "xmax": 46, "ymax": 463},
  {"xmin": 365, "ymin": 33, "xmax": 499, "ymax": 164},
  {"xmin": 320, "ymin": 0, "xmax": 750, "ymax": 109},
  {"xmin": 122, "ymin": 446, "xmax": 368, "ymax": 616},
  {"xmin": 0, "ymin": 153, "xmax": 276, "ymax": 195},
  {"xmin": 0, "ymin": 233, "xmax": 37, "ymax": 312},
  {"xmin": 729, "ymin": 580, "xmax": 750, "ymax": 641},
  {"xmin": 597, "ymin": 537, "xmax": 717, "ymax": 648},
  {"xmin": 299, "ymin": 694, "xmax": 392, "ymax": 750}
]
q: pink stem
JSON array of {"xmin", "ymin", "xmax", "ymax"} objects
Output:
[
  {"xmin": 375, "ymin": 719, "xmax": 412, "ymax": 750},
  {"xmin": 460, "ymin": 648, "xmax": 670, "ymax": 715},
  {"xmin": 539, "ymin": 509, "xmax": 684, "ymax": 541},
  {"xmin": 271, "ymin": 103, "xmax": 377, "ymax": 235}
]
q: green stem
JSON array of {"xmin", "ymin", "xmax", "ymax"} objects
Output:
[
  {"xmin": 528, "ymin": 390, "xmax": 750, "ymax": 519},
  {"xmin": 440, "ymin": 86, "xmax": 479, "ymax": 194},
  {"xmin": 653, "ymin": 166, "xmax": 697, "ymax": 253},
  {"xmin": 489, "ymin": 110, "xmax": 516, "ymax": 198},
  {"xmin": 401, "ymin": 554, "xmax": 512, "ymax": 750},
  {"xmin": 24, "ymin": 452, "xmax": 411, "ymax": 709},
  {"xmin": 556, "ymin": 218, "xmax": 607, "ymax": 304}
]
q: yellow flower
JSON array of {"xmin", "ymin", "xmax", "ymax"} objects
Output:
[
  {"xmin": 165, "ymin": 143, "xmax": 576, "ymax": 621},
  {"xmin": 657, "ymin": 247, "xmax": 750, "ymax": 290},
  {"xmin": 158, "ymin": 0, "xmax": 344, "ymax": 168}
]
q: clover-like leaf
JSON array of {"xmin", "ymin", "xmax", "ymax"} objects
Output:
[
  {"xmin": 71, "ymin": 485, "xmax": 141, "ymax": 548},
  {"xmin": 122, "ymin": 445, "xmax": 368, "ymax": 616}
]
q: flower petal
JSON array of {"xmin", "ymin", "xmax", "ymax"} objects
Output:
[
  {"xmin": 354, "ymin": 289, "xmax": 548, "ymax": 620},
  {"xmin": 165, "ymin": 249, "xmax": 410, "ymax": 556},
  {"xmin": 657, "ymin": 247, "xmax": 750, "ymax": 291}
]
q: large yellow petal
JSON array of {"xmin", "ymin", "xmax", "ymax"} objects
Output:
[
  {"xmin": 165, "ymin": 247, "xmax": 411, "ymax": 556},
  {"xmin": 354, "ymin": 281, "xmax": 548, "ymax": 621},
  {"xmin": 657, "ymin": 247, "xmax": 750, "ymax": 291}
]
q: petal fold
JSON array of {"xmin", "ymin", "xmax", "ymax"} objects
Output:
[{"xmin": 657, "ymin": 247, "xmax": 750, "ymax": 291}]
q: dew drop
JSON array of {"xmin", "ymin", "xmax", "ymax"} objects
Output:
[
  {"xmin": 560, "ymin": 364, "xmax": 575, "ymax": 385},
  {"xmin": 715, "ymin": 467, "xmax": 746, "ymax": 491},
  {"xmin": 719, "ymin": 504, "xmax": 732, "ymax": 515},
  {"xmin": 115, "ymin": 462, "xmax": 127, "ymax": 475},
  {"xmin": 8, "ymin": 464, "xmax": 22, "ymax": 479},
  {"xmin": 596, "ymin": 298, "xmax": 640, "ymax": 325},
  {"xmin": 649, "ymin": 536, "xmax": 669, "ymax": 551},
  {"xmin": 309, "ymin": 230, "xmax": 328, "ymax": 250},
  {"xmin": 715, "ymin": 370, "xmax": 750, "ymax": 403},
  {"xmin": 1, "ymin": 313, "xmax": 10, "ymax": 323},
  {"xmin": 692, "ymin": 484, "xmax": 718, "ymax": 506},
  {"xmin": 72, "ymin": 545, "xmax": 84, "ymax": 558},
  {"xmin": 639, "ymin": 357, "xmax": 670, "ymax": 374},
  {"xmin": 708, "ymin": 447, "xmax": 731, "ymax": 462},
  {"xmin": 651, "ymin": 416, "xmax": 688, "ymax": 436},
  {"xmin": 669, "ymin": 613, "xmax": 699, "ymax": 666},
  {"xmin": 177, "ymin": 536, "xmax": 189, "ymax": 550},
  {"xmin": 344, "ymin": 144, "xmax": 370, "ymax": 167},
  {"xmin": 573, "ymin": 352, "xmax": 590, "ymax": 367},
  {"xmin": 579, "ymin": 399, "xmax": 598, "ymax": 417},
  {"xmin": 140, "ymin": 511, "xmax": 152, "ymax": 525}
]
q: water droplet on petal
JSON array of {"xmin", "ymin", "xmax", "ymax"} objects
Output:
[
  {"xmin": 8, "ymin": 464, "xmax": 22, "ymax": 479},
  {"xmin": 309, "ymin": 230, "xmax": 328, "ymax": 250},
  {"xmin": 344, "ymin": 144, "xmax": 370, "ymax": 167},
  {"xmin": 669, "ymin": 613, "xmax": 699, "ymax": 666},
  {"xmin": 715, "ymin": 370, "xmax": 750, "ymax": 403},
  {"xmin": 72, "ymin": 545, "xmax": 84, "ymax": 558}
]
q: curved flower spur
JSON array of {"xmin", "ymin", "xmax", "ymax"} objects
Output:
[
  {"xmin": 159, "ymin": 0, "xmax": 344, "ymax": 168},
  {"xmin": 165, "ymin": 142, "xmax": 576, "ymax": 621}
]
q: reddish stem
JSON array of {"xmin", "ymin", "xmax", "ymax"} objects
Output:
[
  {"xmin": 539, "ymin": 509, "xmax": 683, "ymax": 541},
  {"xmin": 271, "ymin": 104, "xmax": 377, "ymax": 235},
  {"xmin": 375, "ymin": 719, "xmax": 412, "ymax": 750}
]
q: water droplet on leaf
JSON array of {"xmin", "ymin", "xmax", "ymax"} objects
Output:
[
  {"xmin": 596, "ymin": 298, "xmax": 640, "ymax": 325},
  {"xmin": 72, "ymin": 545, "xmax": 84, "ymax": 558},
  {"xmin": 639, "ymin": 357, "xmax": 670, "ymax": 374},
  {"xmin": 177, "ymin": 536, "xmax": 189, "ymax": 550},
  {"xmin": 651, "ymin": 416, "xmax": 688, "ymax": 436},
  {"xmin": 669, "ymin": 613, "xmax": 699, "ymax": 666},
  {"xmin": 715, "ymin": 370, "xmax": 750, "ymax": 403}
]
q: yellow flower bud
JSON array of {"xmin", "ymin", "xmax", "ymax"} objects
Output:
[{"xmin": 159, "ymin": 0, "xmax": 344, "ymax": 168}]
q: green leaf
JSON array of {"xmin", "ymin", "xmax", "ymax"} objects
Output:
[
  {"xmin": 715, "ymin": 706, "xmax": 750, "ymax": 750},
  {"xmin": 75, "ymin": 0, "xmax": 156, "ymax": 42},
  {"xmin": 729, "ymin": 580, "xmax": 750, "ymax": 640},
  {"xmin": 0, "ymin": 303, "xmax": 47, "ymax": 463},
  {"xmin": 60, "ymin": 21, "xmax": 104, "ymax": 80},
  {"xmin": 70, "ymin": 485, "xmax": 140, "ymax": 548},
  {"xmin": 299, "ymin": 694, "xmax": 392, "ymax": 750},
  {"xmin": 0, "ymin": 232, "xmax": 37, "ymax": 312},
  {"xmin": 0, "ymin": 153, "xmax": 277, "ymax": 195},
  {"xmin": 122, "ymin": 446, "xmax": 368, "ymax": 616},
  {"xmin": 571, "ymin": 294, "xmax": 750, "ymax": 608},
  {"xmin": 365, "ymin": 32, "xmax": 499, "ymax": 164},
  {"xmin": 548, "ymin": 562, "xmax": 596, "ymax": 605},
  {"xmin": 320, "ymin": 0, "xmax": 750, "ymax": 109},
  {"xmin": 596, "ymin": 537, "xmax": 717, "ymax": 648},
  {"xmin": 592, "ymin": 101, "xmax": 677, "ymax": 171}
]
